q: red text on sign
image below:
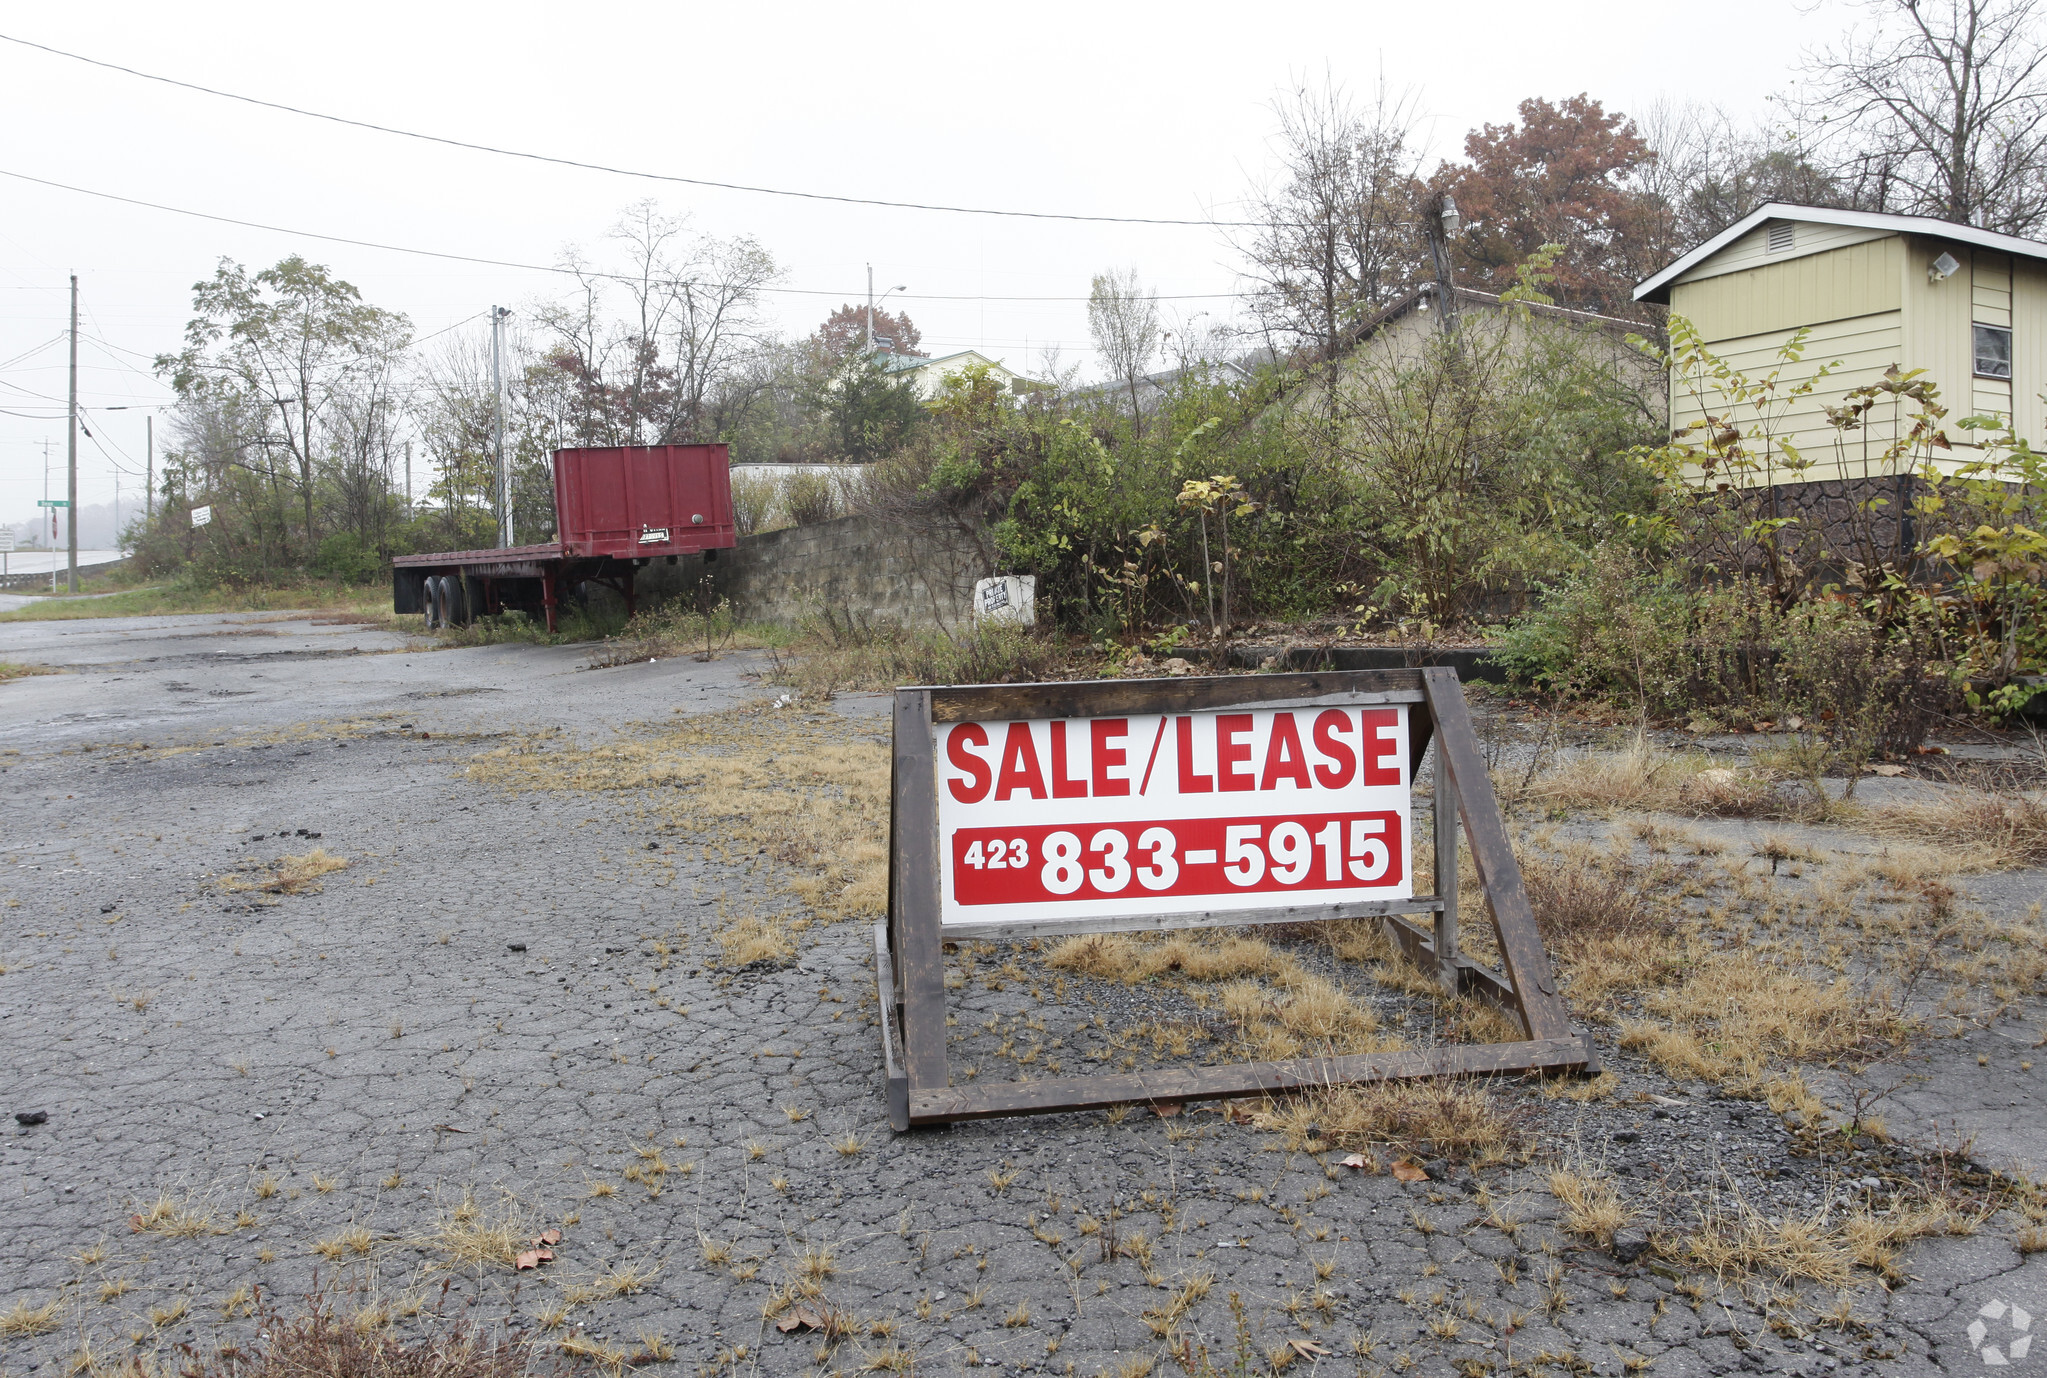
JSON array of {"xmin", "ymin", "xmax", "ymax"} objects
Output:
[{"xmin": 950, "ymin": 811, "xmax": 1404, "ymax": 906}]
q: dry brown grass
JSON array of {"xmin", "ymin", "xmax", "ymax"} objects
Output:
[
  {"xmin": 1618, "ymin": 938, "xmax": 1910, "ymax": 1086},
  {"xmin": 1513, "ymin": 744, "xmax": 1784, "ymax": 818},
  {"xmin": 714, "ymin": 913, "xmax": 794, "ymax": 968},
  {"xmin": 1867, "ymin": 789, "xmax": 2047, "ymax": 869},
  {"xmin": 172, "ymin": 1294, "xmax": 535, "ymax": 1378},
  {"xmin": 130, "ymin": 1192, "xmax": 217, "ymax": 1238},
  {"xmin": 1047, "ymin": 928, "xmax": 1402, "ymax": 1062},
  {"xmin": 1254, "ymin": 1077, "xmax": 1525, "ymax": 1164},
  {"xmin": 420, "ymin": 1191, "xmax": 529, "ymax": 1271},
  {"xmin": 221, "ymin": 849, "xmax": 350, "ymax": 897},
  {"xmin": 0, "ymin": 1295, "xmax": 61, "ymax": 1336},
  {"xmin": 1518, "ymin": 841, "xmax": 1686, "ymax": 1013},
  {"xmin": 1549, "ymin": 1168, "xmax": 1631, "ymax": 1248},
  {"xmin": 464, "ymin": 706, "xmax": 888, "ymax": 923},
  {"xmin": 1046, "ymin": 932, "xmax": 1289, "ymax": 985}
]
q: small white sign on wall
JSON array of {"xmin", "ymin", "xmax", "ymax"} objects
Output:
[{"xmin": 972, "ymin": 575, "xmax": 1035, "ymax": 625}]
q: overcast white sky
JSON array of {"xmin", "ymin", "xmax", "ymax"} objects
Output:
[{"xmin": 0, "ymin": 0, "xmax": 1842, "ymax": 530}]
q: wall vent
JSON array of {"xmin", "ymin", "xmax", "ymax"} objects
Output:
[{"xmin": 1767, "ymin": 222, "xmax": 1796, "ymax": 253}]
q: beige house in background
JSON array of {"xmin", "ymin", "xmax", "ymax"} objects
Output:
[
  {"xmin": 881, "ymin": 349, "xmax": 1045, "ymax": 401},
  {"xmin": 1634, "ymin": 203, "xmax": 2047, "ymax": 484}
]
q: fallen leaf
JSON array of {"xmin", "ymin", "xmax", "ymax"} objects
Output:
[
  {"xmin": 1391, "ymin": 1159, "xmax": 1428, "ymax": 1183},
  {"xmin": 129, "ymin": 1213, "xmax": 145, "ymax": 1233},
  {"xmin": 1153, "ymin": 1102, "xmax": 1181, "ymax": 1118},
  {"xmin": 535, "ymin": 1229, "xmax": 563, "ymax": 1246},
  {"xmin": 1867, "ymin": 763, "xmax": 1907, "ymax": 776},
  {"xmin": 1290, "ymin": 1339, "xmax": 1334, "ymax": 1357},
  {"xmin": 776, "ymin": 1306, "xmax": 828, "ymax": 1334},
  {"xmin": 1340, "ymin": 1152, "xmax": 1377, "ymax": 1172},
  {"xmin": 516, "ymin": 1250, "xmax": 542, "ymax": 1271}
]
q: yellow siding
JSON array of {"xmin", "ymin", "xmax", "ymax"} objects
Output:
[
  {"xmin": 1667, "ymin": 310, "xmax": 1912, "ymax": 484},
  {"xmin": 1972, "ymin": 252, "xmax": 2013, "ymax": 327},
  {"xmin": 2015, "ymin": 260, "xmax": 2047, "ymax": 443},
  {"xmin": 1901, "ymin": 233, "xmax": 1978, "ymax": 446},
  {"xmin": 1974, "ymin": 378, "xmax": 2014, "ymax": 423},
  {"xmin": 1674, "ymin": 238, "xmax": 1903, "ymax": 342},
  {"xmin": 1673, "ymin": 218, "xmax": 1892, "ymax": 284}
]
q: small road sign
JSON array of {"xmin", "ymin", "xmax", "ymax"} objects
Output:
[
  {"xmin": 0, "ymin": 530, "xmax": 14, "ymax": 551},
  {"xmin": 191, "ymin": 505, "xmax": 213, "ymax": 528},
  {"xmin": 36, "ymin": 498, "xmax": 68, "ymax": 508}
]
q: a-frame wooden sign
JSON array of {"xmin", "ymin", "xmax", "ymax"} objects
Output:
[{"xmin": 875, "ymin": 667, "xmax": 1594, "ymax": 1130}]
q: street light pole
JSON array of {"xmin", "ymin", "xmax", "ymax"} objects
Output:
[{"xmin": 863, "ymin": 270, "xmax": 909, "ymax": 357}]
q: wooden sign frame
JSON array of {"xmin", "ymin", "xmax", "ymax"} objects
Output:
[{"xmin": 875, "ymin": 667, "xmax": 1593, "ymax": 1130}]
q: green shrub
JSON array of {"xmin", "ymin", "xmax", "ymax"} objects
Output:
[
  {"xmin": 311, "ymin": 532, "xmax": 384, "ymax": 584},
  {"xmin": 1490, "ymin": 544, "xmax": 1695, "ymax": 717},
  {"xmin": 783, "ymin": 470, "xmax": 843, "ymax": 526}
]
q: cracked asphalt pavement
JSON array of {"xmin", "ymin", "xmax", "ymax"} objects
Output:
[{"xmin": 2, "ymin": 609, "xmax": 2043, "ymax": 1377}]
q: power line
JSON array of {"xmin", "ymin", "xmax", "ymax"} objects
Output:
[
  {"xmin": 0, "ymin": 168, "xmax": 1252, "ymax": 303},
  {"xmin": 0, "ymin": 31, "xmax": 1256, "ymax": 229}
]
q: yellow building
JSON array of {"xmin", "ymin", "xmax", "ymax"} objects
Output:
[{"xmin": 1634, "ymin": 203, "xmax": 2047, "ymax": 485}]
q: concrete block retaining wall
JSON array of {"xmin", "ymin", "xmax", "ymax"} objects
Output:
[{"xmin": 637, "ymin": 513, "xmax": 997, "ymax": 631}]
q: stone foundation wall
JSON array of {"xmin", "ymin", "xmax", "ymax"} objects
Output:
[{"xmin": 636, "ymin": 513, "xmax": 997, "ymax": 631}]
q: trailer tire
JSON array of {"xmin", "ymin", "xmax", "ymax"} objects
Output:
[
  {"xmin": 437, "ymin": 575, "xmax": 466, "ymax": 627},
  {"xmin": 421, "ymin": 577, "xmax": 442, "ymax": 629}
]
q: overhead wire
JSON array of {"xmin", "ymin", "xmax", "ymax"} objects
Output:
[
  {"xmin": 0, "ymin": 169, "xmax": 1252, "ymax": 304},
  {"xmin": 0, "ymin": 31, "xmax": 1255, "ymax": 230}
]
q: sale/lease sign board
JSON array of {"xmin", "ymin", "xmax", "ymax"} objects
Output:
[
  {"xmin": 934, "ymin": 706, "xmax": 1412, "ymax": 927},
  {"xmin": 877, "ymin": 670, "xmax": 1591, "ymax": 1130}
]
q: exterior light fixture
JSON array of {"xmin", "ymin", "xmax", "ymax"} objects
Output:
[{"xmin": 1929, "ymin": 251, "xmax": 1960, "ymax": 282}]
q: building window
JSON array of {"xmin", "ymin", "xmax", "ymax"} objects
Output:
[
  {"xmin": 1767, "ymin": 222, "xmax": 1795, "ymax": 253},
  {"xmin": 1974, "ymin": 323, "xmax": 2013, "ymax": 379}
]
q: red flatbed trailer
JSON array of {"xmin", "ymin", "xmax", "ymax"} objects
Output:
[{"xmin": 393, "ymin": 444, "xmax": 737, "ymax": 632}]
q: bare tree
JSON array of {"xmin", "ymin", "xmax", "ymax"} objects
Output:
[
  {"xmin": 1087, "ymin": 267, "xmax": 1161, "ymax": 437},
  {"xmin": 1634, "ymin": 99, "xmax": 1846, "ymax": 247},
  {"xmin": 1802, "ymin": 0, "xmax": 2047, "ymax": 233},
  {"xmin": 1237, "ymin": 74, "xmax": 1425, "ymax": 362},
  {"xmin": 535, "ymin": 202, "xmax": 783, "ymax": 448}
]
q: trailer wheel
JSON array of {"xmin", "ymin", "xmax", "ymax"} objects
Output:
[
  {"xmin": 434, "ymin": 575, "xmax": 461, "ymax": 627},
  {"xmin": 444, "ymin": 574, "xmax": 472, "ymax": 627},
  {"xmin": 421, "ymin": 577, "xmax": 442, "ymax": 629}
]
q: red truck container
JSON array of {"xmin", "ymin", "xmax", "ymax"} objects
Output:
[{"xmin": 393, "ymin": 444, "xmax": 737, "ymax": 631}]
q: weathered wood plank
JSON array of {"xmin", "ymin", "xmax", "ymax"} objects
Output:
[
  {"xmin": 938, "ymin": 896, "xmax": 1444, "ymax": 944},
  {"xmin": 1421, "ymin": 668, "xmax": 1573, "ymax": 1043},
  {"xmin": 925, "ymin": 671, "xmax": 1427, "ymax": 723},
  {"xmin": 874, "ymin": 924, "xmax": 909, "ymax": 1132},
  {"xmin": 906, "ymin": 1037, "xmax": 1593, "ymax": 1122},
  {"xmin": 1433, "ymin": 746, "xmax": 1462, "ymax": 998},
  {"xmin": 891, "ymin": 689, "xmax": 951, "ymax": 1092}
]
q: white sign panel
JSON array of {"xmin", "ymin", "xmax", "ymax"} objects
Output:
[
  {"xmin": 973, "ymin": 575, "xmax": 1036, "ymax": 625},
  {"xmin": 191, "ymin": 505, "xmax": 213, "ymax": 528},
  {"xmin": 933, "ymin": 705, "xmax": 1412, "ymax": 926},
  {"xmin": 0, "ymin": 530, "xmax": 13, "ymax": 552}
]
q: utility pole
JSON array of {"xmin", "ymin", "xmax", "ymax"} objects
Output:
[
  {"xmin": 404, "ymin": 439, "xmax": 413, "ymax": 513},
  {"xmin": 1422, "ymin": 194, "xmax": 1462, "ymax": 337},
  {"xmin": 44, "ymin": 439, "xmax": 54, "ymax": 592},
  {"xmin": 492, "ymin": 306, "xmax": 511, "ymax": 548},
  {"xmin": 146, "ymin": 414, "xmax": 154, "ymax": 519},
  {"xmin": 67, "ymin": 273, "xmax": 78, "ymax": 592},
  {"xmin": 865, "ymin": 264, "xmax": 874, "ymax": 353}
]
